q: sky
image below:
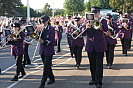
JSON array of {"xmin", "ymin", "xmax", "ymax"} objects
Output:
[{"xmin": 21, "ymin": 0, "xmax": 89, "ymax": 9}]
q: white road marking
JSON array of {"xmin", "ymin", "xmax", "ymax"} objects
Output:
[
  {"xmin": 7, "ymin": 57, "xmax": 72, "ymax": 88},
  {"xmin": 7, "ymin": 75, "xmax": 28, "ymax": 88},
  {"xmin": 1, "ymin": 64, "xmax": 16, "ymax": 74}
]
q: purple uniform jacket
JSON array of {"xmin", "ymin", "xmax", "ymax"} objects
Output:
[
  {"xmin": 39, "ymin": 25, "xmax": 55, "ymax": 56},
  {"xmin": 9, "ymin": 32, "xmax": 25, "ymax": 56},
  {"xmin": 71, "ymin": 25, "xmax": 85, "ymax": 46},
  {"xmin": 118, "ymin": 22, "xmax": 133, "ymax": 39},
  {"xmin": 105, "ymin": 22, "xmax": 119, "ymax": 45},
  {"xmin": 85, "ymin": 19, "xmax": 108, "ymax": 52},
  {"xmin": 55, "ymin": 25, "xmax": 63, "ymax": 39}
]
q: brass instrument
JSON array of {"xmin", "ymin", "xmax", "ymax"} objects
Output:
[
  {"xmin": 31, "ymin": 26, "xmax": 44, "ymax": 62},
  {"xmin": 91, "ymin": 14, "xmax": 106, "ymax": 30},
  {"xmin": 118, "ymin": 19, "xmax": 130, "ymax": 30},
  {"xmin": 104, "ymin": 24, "xmax": 120, "ymax": 39},
  {"xmin": 91, "ymin": 20, "xmax": 102, "ymax": 30},
  {"xmin": 11, "ymin": 27, "xmax": 26, "ymax": 41},
  {"xmin": 85, "ymin": 12, "xmax": 106, "ymax": 30},
  {"xmin": 0, "ymin": 27, "xmax": 25, "ymax": 49},
  {"xmin": 23, "ymin": 25, "xmax": 41, "ymax": 44},
  {"xmin": 68, "ymin": 22, "xmax": 84, "ymax": 39}
]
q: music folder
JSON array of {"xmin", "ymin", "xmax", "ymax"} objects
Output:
[
  {"xmin": 25, "ymin": 25, "xmax": 35, "ymax": 32},
  {"xmin": 85, "ymin": 12, "xmax": 94, "ymax": 20}
]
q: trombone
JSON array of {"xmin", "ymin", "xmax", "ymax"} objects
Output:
[
  {"xmin": 31, "ymin": 26, "xmax": 44, "ymax": 62},
  {"xmin": 68, "ymin": 20, "xmax": 88, "ymax": 39},
  {"xmin": 23, "ymin": 25, "xmax": 43, "ymax": 44},
  {"xmin": 0, "ymin": 27, "xmax": 26, "ymax": 49},
  {"xmin": 104, "ymin": 24, "xmax": 120, "ymax": 39}
]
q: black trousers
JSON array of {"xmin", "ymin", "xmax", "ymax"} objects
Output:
[
  {"xmin": 67, "ymin": 37, "xmax": 74, "ymax": 57},
  {"xmin": 55, "ymin": 39, "xmax": 61, "ymax": 52},
  {"xmin": 72, "ymin": 46, "xmax": 83, "ymax": 65},
  {"xmin": 120, "ymin": 38, "xmax": 130, "ymax": 54},
  {"xmin": 23, "ymin": 44, "xmax": 31, "ymax": 64},
  {"xmin": 14, "ymin": 55, "xmax": 26, "ymax": 78},
  {"xmin": 105, "ymin": 44, "xmax": 115, "ymax": 66},
  {"xmin": 40, "ymin": 54, "xmax": 55, "ymax": 86},
  {"xmin": 87, "ymin": 51, "xmax": 104, "ymax": 85}
]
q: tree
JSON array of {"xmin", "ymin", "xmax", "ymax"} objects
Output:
[
  {"xmin": 90, "ymin": 0, "xmax": 100, "ymax": 7},
  {"xmin": 90, "ymin": 0, "xmax": 110, "ymax": 9},
  {"xmin": 84, "ymin": 1, "xmax": 91, "ymax": 12},
  {"xmin": 14, "ymin": 6, "xmax": 42, "ymax": 17},
  {"xmin": 54, "ymin": 9, "xmax": 65, "ymax": 16},
  {"xmin": 42, "ymin": 3, "xmax": 52, "ymax": 16},
  {"xmin": 109, "ymin": 0, "xmax": 133, "ymax": 12},
  {"xmin": 99, "ymin": 0, "xmax": 110, "ymax": 9},
  {"xmin": 0, "ymin": 0, "xmax": 23, "ymax": 16},
  {"xmin": 63, "ymin": 0, "xmax": 85, "ymax": 15}
]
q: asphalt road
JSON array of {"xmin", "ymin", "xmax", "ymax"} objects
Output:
[{"xmin": 0, "ymin": 32, "xmax": 133, "ymax": 88}]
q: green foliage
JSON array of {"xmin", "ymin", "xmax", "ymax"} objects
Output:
[
  {"xmin": 14, "ymin": 6, "xmax": 42, "ymax": 17},
  {"xmin": 90, "ymin": 0, "xmax": 110, "ymax": 9},
  {"xmin": 54, "ymin": 9, "xmax": 65, "ymax": 16},
  {"xmin": 63, "ymin": 0, "xmax": 85, "ymax": 15},
  {"xmin": 109, "ymin": 0, "xmax": 133, "ymax": 12},
  {"xmin": 84, "ymin": 1, "xmax": 91, "ymax": 12},
  {"xmin": 90, "ymin": 0, "xmax": 100, "ymax": 7},
  {"xmin": 0, "ymin": 0, "xmax": 23, "ymax": 16},
  {"xmin": 42, "ymin": 3, "xmax": 52, "ymax": 16}
]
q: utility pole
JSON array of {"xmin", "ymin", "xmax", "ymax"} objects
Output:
[
  {"xmin": 27, "ymin": 0, "xmax": 30, "ymax": 23},
  {"xmin": 52, "ymin": 0, "xmax": 54, "ymax": 17}
]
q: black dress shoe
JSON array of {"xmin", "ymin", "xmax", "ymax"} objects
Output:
[
  {"xmin": 76, "ymin": 64, "xmax": 80, "ymax": 70},
  {"xmin": 0, "ymin": 68, "xmax": 1, "ymax": 74},
  {"xmin": 11, "ymin": 78, "xmax": 18, "ymax": 81},
  {"xmin": 11, "ymin": 75, "xmax": 18, "ymax": 81},
  {"xmin": 19, "ymin": 74, "xmax": 26, "ymax": 78},
  {"xmin": 39, "ymin": 85, "xmax": 45, "ymax": 88},
  {"xmin": 89, "ymin": 80, "xmax": 95, "ymax": 85},
  {"xmin": 76, "ymin": 66, "xmax": 80, "ymax": 70},
  {"xmin": 96, "ymin": 84, "xmax": 102, "ymax": 88},
  {"xmin": 125, "ymin": 54, "xmax": 127, "ymax": 56},
  {"xmin": 56, "ymin": 51, "xmax": 61, "ymax": 53},
  {"xmin": 71, "ymin": 54, "xmax": 74, "ymax": 58},
  {"xmin": 47, "ymin": 80, "xmax": 55, "ymax": 85},
  {"xmin": 108, "ymin": 65, "xmax": 112, "ymax": 69}
]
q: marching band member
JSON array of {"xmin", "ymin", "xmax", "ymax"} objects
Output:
[
  {"xmin": 85, "ymin": 6, "xmax": 108, "ymax": 88},
  {"xmin": 65, "ymin": 16, "xmax": 74, "ymax": 58},
  {"xmin": 7, "ymin": 23, "xmax": 26, "ymax": 81},
  {"xmin": 21, "ymin": 20, "xmax": 31, "ymax": 67},
  {"xmin": 38, "ymin": 15, "xmax": 55, "ymax": 88},
  {"xmin": 105, "ymin": 14, "xmax": 119, "ymax": 69},
  {"xmin": 124, "ymin": 12, "xmax": 133, "ymax": 50},
  {"xmin": 54, "ymin": 21, "xmax": 63, "ymax": 53},
  {"xmin": 118, "ymin": 15, "xmax": 133, "ymax": 56},
  {"xmin": 0, "ymin": 23, "xmax": 3, "ymax": 46},
  {"xmin": 70, "ymin": 17, "xmax": 85, "ymax": 69}
]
